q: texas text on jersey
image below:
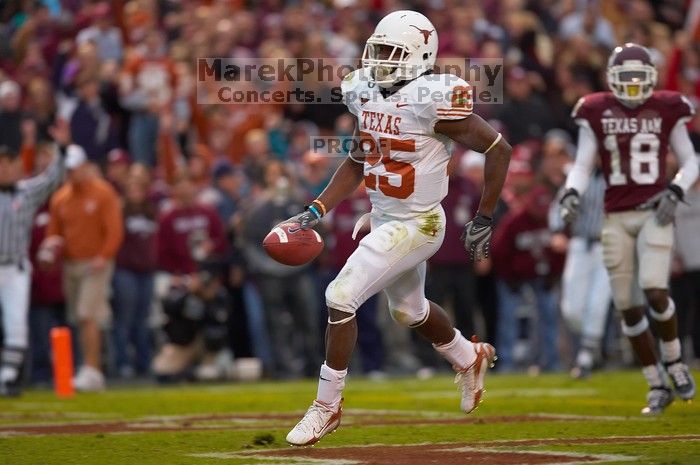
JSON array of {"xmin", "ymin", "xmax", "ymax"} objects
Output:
[
  {"xmin": 571, "ymin": 90, "xmax": 695, "ymax": 212},
  {"xmin": 341, "ymin": 68, "xmax": 473, "ymax": 219}
]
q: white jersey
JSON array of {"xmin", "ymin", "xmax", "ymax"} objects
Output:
[{"xmin": 342, "ymin": 69, "xmax": 473, "ymax": 219}]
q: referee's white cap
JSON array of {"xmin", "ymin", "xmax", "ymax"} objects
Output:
[{"xmin": 64, "ymin": 144, "xmax": 87, "ymax": 170}]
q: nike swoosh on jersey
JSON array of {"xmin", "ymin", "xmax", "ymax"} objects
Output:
[{"xmin": 396, "ymin": 103, "xmax": 409, "ymax": 108}]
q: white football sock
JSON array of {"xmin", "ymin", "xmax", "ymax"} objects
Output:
[
  {"xmin": 316, "ymin": 363, "xmax": 347, "ymax": 408},
  {"xmin": 660, "ymin": 339, "xmax": 682, "ymax": 363},
  {"xmin": 642, "ymin": 364, "xmax": 665, "ymax": 388},
  {"xmin": 433, "ymin": 329, "xmax": 476, "ymax": 371}
]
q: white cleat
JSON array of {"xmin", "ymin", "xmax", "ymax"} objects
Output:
[
  {"xmin": 286, "ymin": 399, "xmax": 343, "ymax": 446},
  {"xmin": 454, "ymin": 339, "xmax": 496, "ymax": 414},
  {"xmin": 73, "ymin": 365, "xmax": 106, "ymax": 392}
]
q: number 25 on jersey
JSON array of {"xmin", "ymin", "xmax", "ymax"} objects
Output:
[{"xmin": 360, "ymin": 131, "xmax": 416, "ymax": 199}]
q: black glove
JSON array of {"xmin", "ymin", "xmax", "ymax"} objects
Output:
[
  {"xmin": 636, "ymin": 184, "xmax": 684, "ymax": 226},
  {"xmin": 461, "ymin": 214, "xmax": 493, "ymax": 261},
  {"xmin": 559, "ymin": 188, "xmax": 581, "ymax": 224},
  {"xmin": 283, "ymin": 204, "xmax": 323, "ymax": 230}
]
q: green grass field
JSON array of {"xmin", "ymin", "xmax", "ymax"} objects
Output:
[{"xmin": 1, "ymin": 370, "xmax": 699, "ymax": 465}]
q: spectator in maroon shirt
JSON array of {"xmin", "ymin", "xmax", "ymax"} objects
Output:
[
  {"xmin": 157, "ymin": 173, "xmax": 227, "ymax": 277},
  {"xmin": 112, "ymin": 177, "xmax": 158, "ymax": 378},
  {"xmin": 492, "ymin": 185, "xmax": 565, "ymax": 372},
  {"xmin": 29, "ymin": 205, "xmax": 66, "ymax": 384}
]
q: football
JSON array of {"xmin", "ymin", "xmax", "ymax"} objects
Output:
[{"xmin": 263, "ymin": 222, "xmax": 324, "ymax": 266}]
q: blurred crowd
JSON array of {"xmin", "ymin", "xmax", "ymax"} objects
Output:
[{"xmin": 1, "ymin": 0, "xmax": 699, "ymax": 386}]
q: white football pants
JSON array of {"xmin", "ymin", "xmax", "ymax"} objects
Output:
[
  {"xmin": 0, "ymin": 261, "xmax": 31, "ymax": 349},
  {"xmin": 560, "ymin": 238, "xmax": 611, "ymax": 344}
]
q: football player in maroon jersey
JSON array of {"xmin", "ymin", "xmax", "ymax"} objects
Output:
[{"xmin": 561, "ymin": 43, "xmax": 698, "ymax": 415}]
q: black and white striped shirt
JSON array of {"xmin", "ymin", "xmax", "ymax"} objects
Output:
[
  {"xmin": 551, "ymin": 171, "xmax": 606, "ymax": 240},
  {"xmin": 0, "ymin": 150, "xmax": 64, "ymax": 265}
]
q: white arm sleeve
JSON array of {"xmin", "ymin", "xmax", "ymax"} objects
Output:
[
  {"xmin": 565, "ymin": 122, "xmax": 598, "ymax": 194},
  {"xmin": 669, "ymin": 120, "xmax": 699, "ymax": 192}
]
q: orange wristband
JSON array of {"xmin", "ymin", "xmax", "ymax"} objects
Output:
[{"xmin": 312, "ymin": 199, "xmax": 327, "ymax": 216}]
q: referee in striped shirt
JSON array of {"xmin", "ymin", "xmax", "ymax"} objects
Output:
[{"xmin": 0, "ymin": 122, "xmax": 70, "ymax": 396}]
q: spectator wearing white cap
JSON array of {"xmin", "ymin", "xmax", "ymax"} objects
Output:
[{"xmin": 44, "ymin": 143, "xmax": 124, "ymax": 391}]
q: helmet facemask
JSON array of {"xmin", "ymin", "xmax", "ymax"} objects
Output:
[
  {"xmin": 607, "ymin": 61, "xmax": 657, "ymax": 107},
  {"xmin": 362, "ymin": 39, "xmax": 415, "ymax": 88}
]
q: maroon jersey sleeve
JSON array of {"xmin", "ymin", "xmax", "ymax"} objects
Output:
[
  {"xmin": 572, "ymin": 91, "xmax": 694, "ymax": 212},
  {"xmin": 655, "ymin": 90, "xmax": 696, "ymax": 124},
  {"xmin": 570, "ymin": 92, "xmax": 611, "ymax": 127}
]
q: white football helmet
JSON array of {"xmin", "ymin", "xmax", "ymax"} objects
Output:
[{"xmin": 362, "ymin": 10, "xmax": 438, "ymax": 88}]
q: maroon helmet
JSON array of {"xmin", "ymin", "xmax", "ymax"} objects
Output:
[{"xmin": 606, "ymin": 43, "xmax": 657, "ymax": 106}]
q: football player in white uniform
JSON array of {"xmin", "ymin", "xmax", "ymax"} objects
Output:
[{"xmin": 285, "ymin": 10, "xmax": 511, "ymax": 446}]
